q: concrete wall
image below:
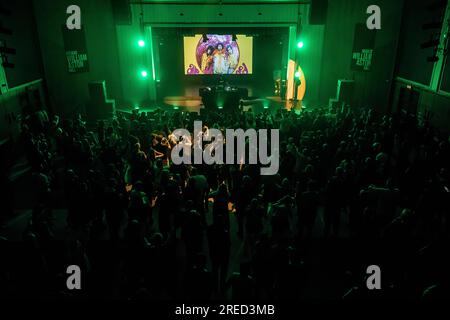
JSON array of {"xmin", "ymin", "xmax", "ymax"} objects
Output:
[
  {"xmin": 2, "ymin": 0, "xmax": 44, "ymax": 88},
  {"xmin": 392, "ymin": 78, "xmax": 450, "ymax": 131},
  {"xmin": 319, "ymin": 0, "xmax": 404, "ymax": 110},
  {"xmin": 32, "ymin": 0, "xmax": 122, "ymax": 117},
  {"xmin": 0, "ymin": 80, "xmax": 45, "ymax": 141}
]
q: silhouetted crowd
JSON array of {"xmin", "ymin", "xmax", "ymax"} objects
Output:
[{"xmin": 1, "ymin": 104, "xmax": 449, "ymax": 300}]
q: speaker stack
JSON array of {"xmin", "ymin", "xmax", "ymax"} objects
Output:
[{"xmin": 86, "ymin": 81, "xmax": 116, "ymax": 121}]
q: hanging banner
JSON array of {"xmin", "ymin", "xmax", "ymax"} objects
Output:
[
  {"xmin": 351, "ymin": 23, "xmax": 376, "ymax": 72},
  {"xmin": 61, "ymin": 25, "xmax": 89, "ymax": 73}
]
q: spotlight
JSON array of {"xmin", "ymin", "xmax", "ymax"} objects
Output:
[
  {"xmin": 297, "ymin": 41, "xmax": 304, "ymax": 48},
  {"xmin": 295, "ymin": 71, "xmax": 301, "ymax": 78},
  {"xmin": 140, "ymin": 70, "xmax": 148, "ymax": 78},
  {"xmin": 138, "ymin": 39, "xmax": 145, "ymax": 47}
]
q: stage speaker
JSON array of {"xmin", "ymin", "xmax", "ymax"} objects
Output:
[
  {"xmin": 336, "ymin": 79, "xmax": 354, "ymax": 106},
  {"xmin": 111, "ymin": 0, "xmax": 131, "ymax": 25},
  {"xmin": 87, "ymin": 81, "xmax": 115, "ymax": 120},
  {"xmin": 309, "ymin": 0, "xmax": 328, "ymax": 25},
  {"xmin": 88, "ymin": 81, "xmax": 107, "ymax": 103},
  {"xmin": 398, "ymin": 87, "xmax": 419, "ymax": 115}
]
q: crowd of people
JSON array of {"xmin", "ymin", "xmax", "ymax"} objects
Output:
[{"xmin": 1, "ymin": 103, "xmax": 449, "ymax": 300}]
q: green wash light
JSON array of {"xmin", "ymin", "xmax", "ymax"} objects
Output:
[
  {"xmin": 138, "ymin": 39, "xmax": 145, "ymax": 47},
  {"xmin": 141, "ymin": 70, "xmax": 148, "ymax": 78},
  {"xmin": 295, "ymin": 71, "xmax": 301, "ymax": 78},
  {"xmin": 297, "ymin": 41, "xmax": 304, "ymax": 49}
]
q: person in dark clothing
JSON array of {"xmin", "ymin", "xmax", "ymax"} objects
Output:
[
  {"xmin": 235, "ymin": 175, "xmax": 253, "ymax": 239},
  {"xmin": 209, "ymin": 183, "xmax": 230, "ymax": 228},
  {"xmin": 225, "ymin": 262, "xmax": 256, "ymax": 300},
  {"xmin": 207, "ymin": 214, "xmax": 231, "ymax": 293},
  {"xmin": 297, "ymin": 180, "xmax": 320, "ymax": 238},
  {"xmin": 324, "ymin": 166, "xmax": 347, "ymax": 237}
]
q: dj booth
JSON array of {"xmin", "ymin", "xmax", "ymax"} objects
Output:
[{"xmin": 199, "ymin": 85, "xmax": 248, "ymax": 111}]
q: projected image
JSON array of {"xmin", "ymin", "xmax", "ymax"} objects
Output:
[
  {"xmin": 197, "ymin": 35, "xmax": 239, "ymax": 74},
  {"xmin": 184, "ymin": 34, "xmax": 253, "ymax": 75}
]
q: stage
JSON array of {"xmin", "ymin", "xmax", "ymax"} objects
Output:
[{"xmin": 117, "ymin": 95, "xmax": 303, "ymax": 115}]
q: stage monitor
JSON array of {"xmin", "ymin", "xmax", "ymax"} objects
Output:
[{"xmin": 184, "ymin": 34, "xmax": 253, "ymax": 75}]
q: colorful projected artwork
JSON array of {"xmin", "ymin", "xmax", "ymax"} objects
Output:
[{"xmin": 184, "ymin": 34, "xmax": 253, "ymax": 75}]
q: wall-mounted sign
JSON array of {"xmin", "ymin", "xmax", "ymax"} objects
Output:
[
  {"xmin": 61, "ymin": 25, "xmax": 89, "ymax": 73},
  {"xmin": 351, "ymin": 23, "xmax": 376, "ymax": 72}
]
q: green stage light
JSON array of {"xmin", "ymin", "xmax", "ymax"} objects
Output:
[
  {"xmin": 297, "ymin": 41, "xmax": 304, "ymax": 49},
  {"xmin": 295, "ymin": 71, "xmax": 301, "ymax": 78},
  {"xmin": 138, "ymin": 39, "xmax": 145, "ymax": 47},
  {"xmin": 174, "ymin": 106, "xmax": 179, "ymax": 110},
  {"xmin": 140, "ymin": 70, "xmax": 148, "ymax": 78}
]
